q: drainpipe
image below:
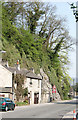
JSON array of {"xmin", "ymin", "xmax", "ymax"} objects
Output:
[{"xmin": 12, "ymin": 73, "xmax": 14, "ymax": 101}]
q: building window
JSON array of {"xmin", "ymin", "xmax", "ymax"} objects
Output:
[{"xmin": 30, "ymin": 78, "xmax": 32, "ymax": 85}]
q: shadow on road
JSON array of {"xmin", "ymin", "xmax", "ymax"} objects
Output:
[
  {"xmin": 56, "ymin": 101, "xmax": 77, "ymax": 105},
  {"xmin": 0, "ymin": 110, "xmax": 6, "ymax": 112}
]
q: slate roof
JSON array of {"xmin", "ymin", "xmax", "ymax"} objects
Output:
[
  {"xmin": 4, "ymin": 66, "xmax": 42, "ymax": 80},
  {"xmin": 5, "ymin": 67, "xmax": 16, "ymax": 73},
  {"xmin": 26, "ymin": 72, "xmax": 42, "ymax": 80}
]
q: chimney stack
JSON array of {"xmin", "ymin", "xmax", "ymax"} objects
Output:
[{"xmin": 16, "ymin": 60, "xmax": 20, "ymax": 71}]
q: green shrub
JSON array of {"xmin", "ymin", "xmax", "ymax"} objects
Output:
[{"xmin": 16, "ymin": 101, "xmax": 28, "ymax": 106}]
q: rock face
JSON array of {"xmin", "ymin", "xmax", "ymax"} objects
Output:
[
  {"xmin": 40, "ymin": 68, "xmax": 52, "ymax": 103},
  {"xmin": 40, "ymin": 68, "xmax": 61, "ymax": 103},
  {"xmin": 52, "ymin": 89, "xmax": 61, "ymax": 101}
]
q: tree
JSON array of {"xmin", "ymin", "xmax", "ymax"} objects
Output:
[
  {"xmin": 2, "ymin": 2, "xmax": 19, "ymax": 24},
  {"xmin": 14, "ymin": 74, "xmax": 25, "ymax": 101},
  {"xmin": 69, "ymin": 2, "xmax": 78, "ymax": 22},
  {"xmin": 23, "ymin": 88, "xmax": 28, "ymax": 97},
  {"xmin": 26, "ymin": 2, "xmax": 45, "ymax": 33},
  {"xmin": 38, "ymin": 5, "xmax": 73, "ymax": 50},
  {"xmin": 2, "ymin": 2, "xmax": 27, "ymax": 27}
]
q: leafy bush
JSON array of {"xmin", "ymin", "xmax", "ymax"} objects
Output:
[{"xmin": 16, "ymin": 101, "xmax": 28, "ymax": 106}]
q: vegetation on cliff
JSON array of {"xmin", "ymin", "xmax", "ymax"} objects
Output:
[{"xmin": 1, "ymin": 2, "xmax": 73, "ymax": 99}]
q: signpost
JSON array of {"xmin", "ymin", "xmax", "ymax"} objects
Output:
[
  {"xmin": 52, "ymin": 85, "xmax": 56, "ymax": 93},
  {"xmin": 52, "ymin": 85, "xmax": 56, "ymax": 100}
]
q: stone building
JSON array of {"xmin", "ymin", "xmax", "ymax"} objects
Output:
[
  {"xmin": 23, "ymin": 71, "xmax": 42, "ymax": 104},
  {"xmin": 5, "ymin": 62, "xmax": 42, "ymax": 104},
  {"xmin": 0, "ymin": 64, "xmax": 13, "ymax": 99}
]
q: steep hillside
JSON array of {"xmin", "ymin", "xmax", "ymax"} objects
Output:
[{"xmin": 1, "ymin": 2, "xmax": 73, "ymax": 99}]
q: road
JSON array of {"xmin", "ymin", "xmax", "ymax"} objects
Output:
[{"xmin": 0, "ymin": 99, "xmax": 76, "ymax": 119}]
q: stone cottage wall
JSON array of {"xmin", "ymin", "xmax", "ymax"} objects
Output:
[
  {"xmin": 0, "ymin": 64, "xmax": 12, "ymax": 87},
  {"xmin": 23, "ymin": 77, "xmax": 41, "ymax": 104}
]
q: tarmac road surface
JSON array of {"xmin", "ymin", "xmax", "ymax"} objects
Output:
[{"xmin": 0, "ymin": 99, "xmax": 76, "ymax": 119}]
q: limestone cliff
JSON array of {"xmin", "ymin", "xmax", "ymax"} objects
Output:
[{"xmin": 40, "ymin": 68, "xmax": 61, "ymax": 102}]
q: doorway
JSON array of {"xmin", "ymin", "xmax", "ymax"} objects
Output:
[{"xmin": 34, "ymin": 93, "xmax": 39, "ymax": 104}]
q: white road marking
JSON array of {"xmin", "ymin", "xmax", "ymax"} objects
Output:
[{"xmin": 62, "ymin": 111, "xmax": 75, "ymax": 118}]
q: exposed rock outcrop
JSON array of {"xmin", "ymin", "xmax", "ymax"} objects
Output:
[
  {"xmin": 40, "ymin": 68, "xmax": 61, "ymax": 102},
  {"xmin": 40, "ymin": 68, "xmax": 52, "ymax": 103}
]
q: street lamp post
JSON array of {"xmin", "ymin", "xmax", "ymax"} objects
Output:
[{"xmin": 73, "ymin": 78, "xmax": 76, "ymax": 98}]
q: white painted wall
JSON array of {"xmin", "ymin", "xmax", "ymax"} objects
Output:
[
  {"xmin": 23, "ymin": 77, "xmax": 41, "ymax": 104},
  {"xmin": 0, "ymin": 64, "xmax": 12, "ymax": 87}
]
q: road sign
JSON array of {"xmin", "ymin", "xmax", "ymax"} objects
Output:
[
  {"xmin": 52, "ymin": 85, "xmax": 56, "ymax": 93},
  {"xmin": 53, "ymin": 85, "xmax": 56, "ymax": 89},
  {"xmin": 52, "ymin": 89, "xmax": 56, "ymax": 93}
]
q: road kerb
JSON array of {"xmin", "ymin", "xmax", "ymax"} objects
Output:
[
  {"xmin": 62, "ymin": 110, "xmax": 77, "ymax": 119},
  {"xmin": 15, "ymin": 102, "xmax": 55, "ymax": 109},
  {"xmin": 62, "ymin": 111, "xmax": 73, "ymax": 118},
  {"xmin": 15, "ymin": 99, "xmax": 76, "ymax": 109}
]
